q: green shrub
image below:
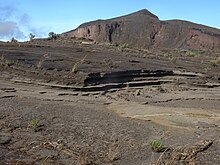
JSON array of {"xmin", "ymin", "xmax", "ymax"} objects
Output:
[
  {"xmin": 5, "ymin": 60, "xmax": 13, "ymax": 66},
  {"xmin": 119, "ymin": 43, "xmax": 129, "ymax": 52},
  {"xmin": 11, "ymin": 37, "xmax": 18, "ymax": 43},
  {"xmin": 185, "ymin": 50, "xmax": 198, "ymax": 57},
  {"xmin": 48, "ymin": 32, "xmax": 60, "ymax": 40},
  {"xmin": 148, "ymin": 140, "xmax": 165, "ymax": 152},
  {"xmin": 210, "ymin": 60, "xmax": 218, "ymax": 67},
  {"xmin": 29, "ymin": 33, "xmax": 35, "ymax": 41},
  {"xmin": 0, "ymin": 56, "xmax": 14, "ymax": 66},
  {"xmin": 29, "ymin": 119, "xmax": 40, "ymax": 132},
  {"xmin": 210, "ymin": 57, "xmax": 220, "ymax": 67}
]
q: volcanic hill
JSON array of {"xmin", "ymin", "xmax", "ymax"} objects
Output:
[{"xmin": 62, "ymin": 9, "xmax": 220, "ymax": 51}]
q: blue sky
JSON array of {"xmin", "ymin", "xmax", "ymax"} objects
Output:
[{"xmin": 0, "ymin": 0, "xmax": 220, "ymax": 41}]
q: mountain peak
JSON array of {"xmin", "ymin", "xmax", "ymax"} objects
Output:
[
  {"xmin": 62, "ymin": 9, "xmax": 220, "ymax": 51},
  {"xmin": 131, "ymin": 9, "xmax": 158, "ymax": 19}
]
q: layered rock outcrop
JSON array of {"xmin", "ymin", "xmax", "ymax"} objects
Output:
[{"xmin": 62, "ymin": 9, "xmax": 220, "ymax": 51}]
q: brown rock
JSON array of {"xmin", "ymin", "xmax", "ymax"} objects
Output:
[{"xmin": 62, "ymin": 9, "xmax": 220, "ymax": 51}]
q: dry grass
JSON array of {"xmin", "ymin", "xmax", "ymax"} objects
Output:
[
  {"xmin": 0, "ymin": 55, "xmax": 14, "ymax": 67},
  {"xmin": 149, "ymin": 148, "xmax": 169, "ymax": 165},
  {"xmin": 37, "ymin": 53, "xmax": 50, "ymax": 69},
  {"xmin": 72, "ymin": 55, "xmax": 87, "ymax": 73},
  {"xmin": 210, "ymin": 56, "xmax": 220, "ymax": 67}
]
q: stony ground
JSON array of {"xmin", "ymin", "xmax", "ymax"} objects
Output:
[{"xmin": 0, "ymin": 40, "xmax": 219, "ymax": 165}]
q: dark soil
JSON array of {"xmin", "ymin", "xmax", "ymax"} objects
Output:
[{"xmin": 0, "ymin": 40, "xmax": 219, "ymax": 165}]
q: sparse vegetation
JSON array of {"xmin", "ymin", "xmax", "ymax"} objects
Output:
[
  {"xmin": 48, "ymin": 32, "xmax": 60, "ymax": 40},
  {"xmin": 78, "ymin": 150, "xmax": 89, "ymax": 165},
  {"xmin": 185, "ymin": 50, "xmax": 198, "ymax": 57},
  {"xmin": 103, "ymin": 58, "xmax": 114, "ymax": 69},
  {"xmin": 105, "ymin": 134, "xmax": 134, "ymax": 163},
  {"xmin": 72, "ymin": 63, "xmax": 78, "ymax": 73},
  {"xmin": 148, "ymin": 140, "xmax": 165, "ymax": 152},
  {"xmin": 210, "ymin": 57, "xmax": 220, "ymax": 67},
  {"xmin": 4, "ymin": 59, "xmax": 13, "ymax": 66},
  {"xmin": 11, "ymin": 37, "xmax": 18, "ymax": 43},
  {"xmin": 170, "ymin": 56, "xmax": 177, "ymax": 64},
  {"xmin": 29, "ymin": 119, "xmax": 40, "ymax": 132},
  {"xmin": 0, "ymin": 55, "xmax": 14, "ymax": 67},
  {"xmin": 210, "ymin": 60, "xmax": 218, "ymax": 67},
  {"xmin": 37, "ymin": 53, "xmax": 50, "ymax": 69},
  {"xmin": 29, "ymin": 33, "xmax": 35, "ymax": 41},
  {"xmin": 118, "ymin": 43, "xmax": 129, "ymax": 52},
  {"xmin": 149, "ymin": 148, "xmax": 169, "ymax": 165},
  {"xmin": 71, "ymin": 55, "xmax": 87, "ymax": 73},
  {"xmin": 107, "ymin": 139, "xmax": 121, "ymax": 162}
]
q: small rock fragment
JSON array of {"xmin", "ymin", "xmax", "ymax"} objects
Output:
[{"xmin": 0, "ymin": 133, "xmax": 12, "ymax": 145}]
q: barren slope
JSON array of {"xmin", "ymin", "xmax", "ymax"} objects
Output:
[{"xmin": 0, "ymin": 40, "xmax": 219, "ymax": 164}]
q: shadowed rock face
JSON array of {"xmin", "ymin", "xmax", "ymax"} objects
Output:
[{"xmin": 62, "ymin": 9, "xmax": 220, "ymax": 51}]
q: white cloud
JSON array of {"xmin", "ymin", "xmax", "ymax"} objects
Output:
[
  {"xmin": 0, "ymin": 4, "xmax": 48, "ymax": 41},
  {"xmin": 0, "ymin": 21, "xmax": 25, "ymax": 39}
]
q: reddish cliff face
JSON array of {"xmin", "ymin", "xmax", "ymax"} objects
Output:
[
  {"xmin": 154, "ymin": 20, "xmax": 220, "ymax": 50},
  {"xmin": 62, "ymin": 9, "xmax": 220, "ymax": 51}
]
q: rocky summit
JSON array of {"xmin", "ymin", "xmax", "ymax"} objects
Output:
[{"xmin": 62, "ymin": 9, "xmax": 220, "ymax": 51}]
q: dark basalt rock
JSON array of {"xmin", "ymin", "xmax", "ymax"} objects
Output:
[{"xmin": 84, "ymin": 70, "xmax": 174, "ymax": 86}]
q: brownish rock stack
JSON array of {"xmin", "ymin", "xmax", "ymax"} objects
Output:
[{"xmin": 62, "ymin": 9, "xmax": 220, "ymax": 51}]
